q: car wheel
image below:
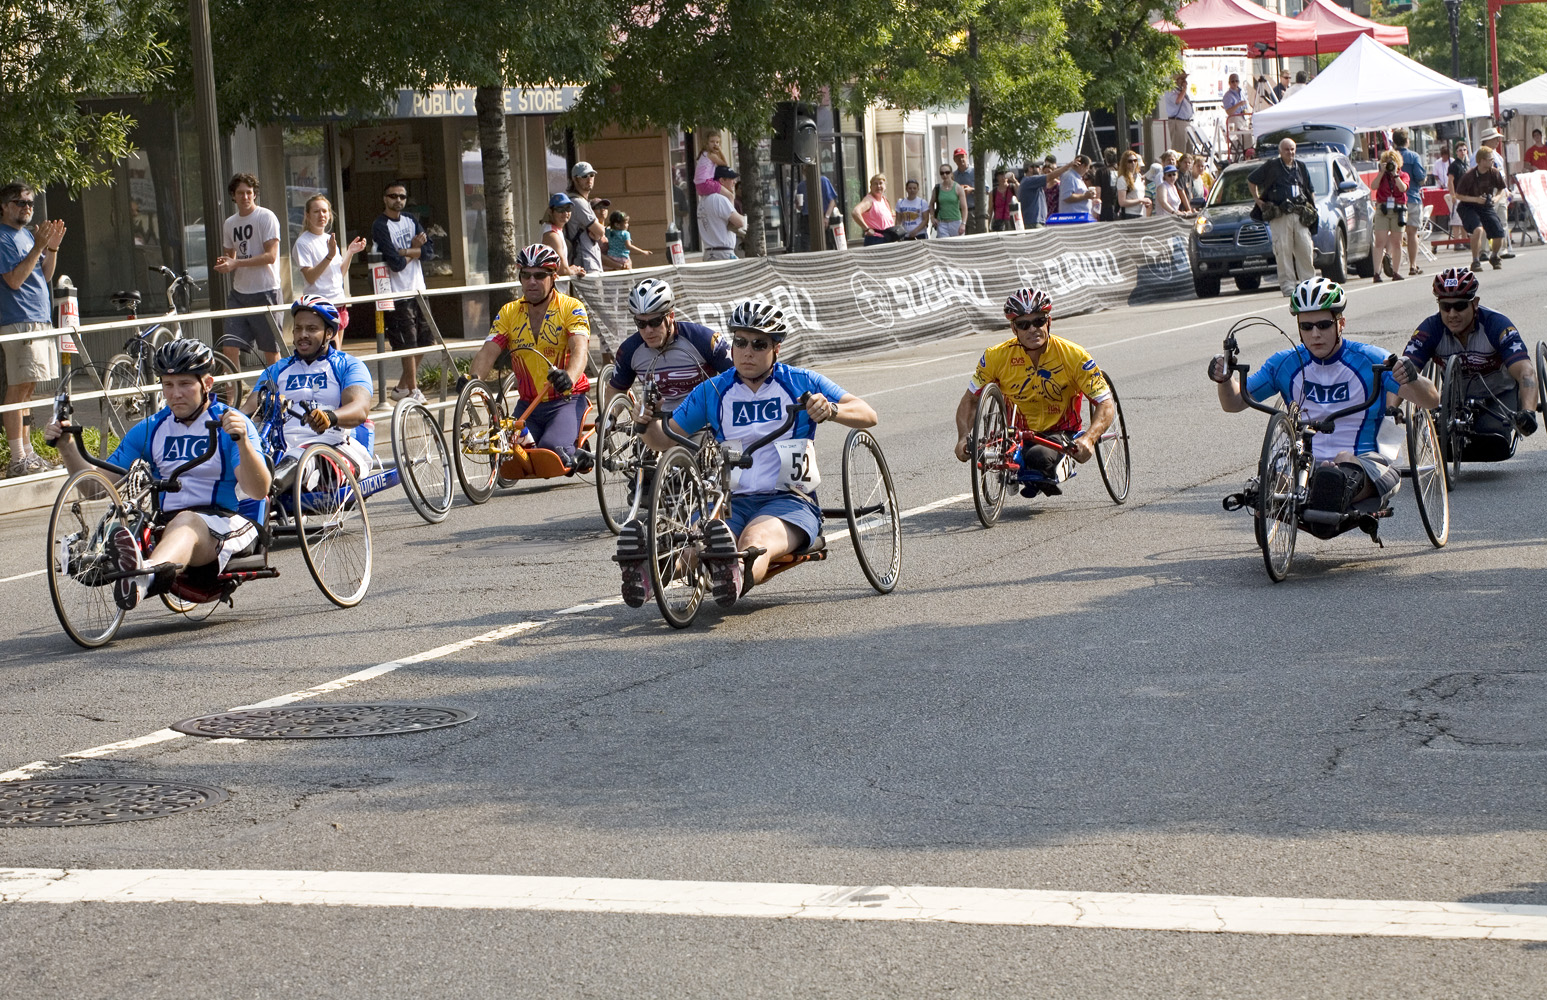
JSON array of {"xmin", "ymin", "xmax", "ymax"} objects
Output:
[
  {"xmin": 1233, "ymin": 274, "xmax": 1262, "ymax": 292},
  {"xmin": 1321, "ymin": 227, "xmax": 1348, "ymax": 283},
  {"xmin": 1193, "ymin": 273, "xmax": 1221, "ymax": 298}
]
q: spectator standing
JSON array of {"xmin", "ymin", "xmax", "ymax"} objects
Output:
[
  {"xmin": 1476, "ymin": 127, "xmax": 1515, "ymax": 259},
  {"xmin": 293, "ymin": 195, "xmax": 367, "ymax": 331},
  {"xmin": 1154, "ymin": 165, "xmax": 1196, "ymax": 218},
  {"xmin": 604, "ymin": 210, "xmax": 653, "ymax": 269},
  {"xmin": 1159, "ymin": 72, "xmax": 1195, "ymax": 155},
  {"xmin": 1284, "ymin": 71, "xmax": 1308, "ymax": 98},
  {"xmin": 1223, "ymin": 73, "xmax": 1251, "ymax": 150},
  {"xmin": 538, "ymin": 194, "xmax": 586, "ymax": 277},
  {"xmin": 951, "ymin": 148, "xmax": 975, "ymax": 194},
  {"xmin": 1184, "ymin": 154, "xmax": 1210, "ymax": 204},
  {"xmin": 1093, "ymin": 149, "xmax": 1120, "ymax": 222},
  {"xmin": 931, "ymin": 164, "xmax": 967, "ymax": 237},
  {"xmin": 1392, "ymin": 128, "xmax": 1427, "ymax": 276},
  {"xmin": 694, "ymin": 132, "xmax": 729, "ymax": 197},
  {"xmin": 1454, "ymin": 146, "xmax": 1509, "ymax": 270},
  {"xmin": 1273, "ymin": 70, "xmax": 1291, "ymax": 102},
  {"xmin": 989, "ymin": 171, "xmax": 1019, "ymax": 231},
  {"xmin": 1447, "ymin": 140, "xmax": 1471, "ymax": 238},
  {"xmin": 1247, "ymin": 138, "xmax": 1316, "ymax": 295},
  {"xmin": 1370, "ymin": 149, "xmax": 1410, "ymax": 283},
  {"xmin": 699, "ymin": 166, "xmax": 746, "ymax": 261},
  {"xmin": 371, "ymin": 180, "xmax": 436, "ymax": 401},
  {"xmin": 1058, "ymin": 155, "xmax": 1099, "ymax": 219},
  {"xmin": 794, "ymin": 173, "xmax": 839, "ymax": 251},
  {"xmin": 564, "ymin": 162, "xmax": 606, "ymax": 275},
  {"xmin": 1043, "ymin": 156, "xmax": 1060, "ymax": 220},
  {"xmin": 1114, "ymin": 152, "xmax": 1151, "ymax": 219},
  {"xmin": 895, "ymin": 180, "xmax": 931, "ymax": 238},
  {"xmin": 0, "ymin": 183, "xmax": 65, "ymax": 477},
  {"xmin": 1526, "ymin": 129, "xmax": 1547, "ymax": 171},
  {"xmin": 851, "ymin": 174, "xmax": 896, "ymax": 245},
  {"xmin": 214, "ymin": 172, "xmax": 283, "ymax": 369}
]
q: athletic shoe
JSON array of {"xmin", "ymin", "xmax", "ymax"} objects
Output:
[
  {"xmin": 7, "ymin": 453, "xmax": 54, "ymax": 477},
  {"xmin": 390, "ymin": 387, "xmax": 415, "ymax": 401},
  {"xmin": 1382, "ymin": 254, "xmax": 1396, "ymax": 279},
  {"xmin": 1500, "ymin": 249, "xmax": 1516, "ymax": 259},
  {"xmin": 702, "ymin": 519, "xmax": 742, "ymax": 607},
  {"xmin": 1489, "ymin": 253, "xmax": 1502, "ymax": 269},
  {"xmin": 1471, "ymin": 258, "xmax": 1482, "ymax": 271},
  {"xmin": 616, "ymin": 520, "xmax": 652, "ymax": 608},
  {"xmin": 411, "ymin": 389, "xmax": 426, "ymax": 403},
  {"xmin": 1306, "ymin": 465, "xmax": 1358, "ymax": 514},
  {"xmin": 110, "ymin": 525, "xmax": 145, "ymax": 610}
]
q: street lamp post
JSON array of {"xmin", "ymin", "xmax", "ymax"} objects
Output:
[{"xmin": 1443, "ymin": 0, "xmax": 1463, "ymax": 80}]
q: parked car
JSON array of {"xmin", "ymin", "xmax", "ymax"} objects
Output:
[{"xmin": 1191, "ymin": 146, "xmax": 1376, "ymax": 297}]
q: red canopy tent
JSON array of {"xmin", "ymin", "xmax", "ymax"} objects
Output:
[
  {"xmin": 1275, "ymin": 0, "xmax": 1408, "ymax": 57},
  {"xmin": 1153, "ymin": 0, "xmax": 1317, "ymax": 50}
]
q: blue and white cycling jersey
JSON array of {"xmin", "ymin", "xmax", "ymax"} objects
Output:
[
  {"xmin": 107, "ymin": 400, "xmax": 263, "ymax": 514},
  {"xmin": 671, "ymin": 363, "xmax": 847, "ymax": 495},
  {"xmin": 1246, "ymin": 339, "xmax": 1403, "ymax": 464},
  {"xmin": 255, "ymin": 344, "xmax": 375, "ymax": 453},
  {"xmin": 1402, "ymin": 305, "xmax": 1529, "ymax": 378}
]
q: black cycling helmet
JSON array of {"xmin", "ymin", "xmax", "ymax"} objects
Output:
[
  {"xmin": 1433, "ymin": 267, "xmax": 1479, "ymax": 300},
  {"xmin": 153, "ymin": 338, "xmax": 215, "ymax": 377}
]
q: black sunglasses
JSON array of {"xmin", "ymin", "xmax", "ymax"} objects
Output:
[
  {"xmin": 519, "ymin": 270, "xmax": 552, "ymax": 281},
  {"xmin": 385, "ymin": 193, "xmax": 408, "ymax": 200},
  {"xmin": 1298, "ymin": 320, "xmax": 1336, "ymax": 331},
  {"xmin": 1437, "ymin": 298, "xmax": 1475, "ymax": 312},
  {"xmin": 1012, "ymin": 315, "xmax": 1049, "ymax": 331},
  {"xmin": 732, "ymin": 336, "xmax": 773, "ymax": 351},
  {"xmin": 8, "ymin": 199, "xmax": 34, "ymax": 208},
  {"xmin": 634, "ymin": 315, "xmax": 668, "ymax": 329}
]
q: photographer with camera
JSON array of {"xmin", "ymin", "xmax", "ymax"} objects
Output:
[
  {"xmin": 1370, "ymin": 149, "xmax": 1410, "ymax": 283},
  {"xmin": 1247, "ymin": 138, "xmax": 1317, "ymax": 297}
]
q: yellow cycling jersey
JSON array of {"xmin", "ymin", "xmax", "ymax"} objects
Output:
[
  {"xmin": 968, "ymin": 334, "xmax": 1111, "ymax": 433},
  {"xmin": 485, "ymin": 290, "xmax": 591, "ymax": 401}
]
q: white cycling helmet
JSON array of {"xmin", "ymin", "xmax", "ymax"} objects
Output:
[
  {"xmin": 1289, "ymin": 276, "xmax": 1348, "ymax": 315},
  {"xmin": 627, "ymin": 278, "xmax": 674, "ymax": 316},
  {"xmin": 728, "ymin": 298, "xmax": 788, "ymax": 341}
]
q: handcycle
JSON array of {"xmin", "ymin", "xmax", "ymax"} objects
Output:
[
  {"xmin": 1216, "ymin": 319, "xmax": 1449, "ymax": 582},
  {"xmin": 65, "ymin": 267, "xmax": 244, "ymax": 438},
  {"xmin": 46, "ymin": 391, "xmax": 373, "ymax": 648},
  {"xmin": 451, "ymin": 345, "xmax": 597, "ymax": 504},
  {"xmin": 966, "ymin": 374, "xmax": 1132, "ymax": 528},
  {"xmin": 1430, "ymin": 342, "xmax": 1546, "ymax": 485},
  {"xmin": 635, "ymin": 394, "xmax": 902, "ymax": 628}
]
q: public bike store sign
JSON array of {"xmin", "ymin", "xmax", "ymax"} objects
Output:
[{"xmin": 394, "ymin": 87, "xmax": 582, "ymax": 118}]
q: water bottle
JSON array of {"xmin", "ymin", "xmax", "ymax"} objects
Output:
[{"xmin": 664, "ymin": 224, "xmax": 685, "ymax": 266}]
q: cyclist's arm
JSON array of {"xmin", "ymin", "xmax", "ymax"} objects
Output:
[
  {"xmin": 225, "ymin": 411, "xmax": 271, "ymax": 498},
  {"xmin": 817, "ymin": 393, "xmax": 875, "ymax": 429},
  {"xmin": 1071, "ymin": 397, "xmax": 1115, "ymax": 463},
  {"xmin": 1392, "ymin": 370, "xmax": 1439, "ymax": 410},
  {"xmin": 1508, "ymin": 357, "xmax": 1539, "ymax": 414},
  {"xmin": 333, "ymin": 385, "xmax": 372, "ymax": 429},
  {"xmin": 562, "ymin": 331, "xmax": 589, "ymax": 387},
  {"xmin": 469, "ymin": 339, "xmax": 503, "ymax": 382},
  {"xmin": 953, "ymin": 388, "xmax": 982, "ymax": 460},
  {"xmin": 641, "ymin": 418, "xmax": 684, "ymax": 454}
]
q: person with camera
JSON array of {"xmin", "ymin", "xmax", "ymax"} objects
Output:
[
  {"xmin": 1247, "ymin": 138, "xmax": 1316, "ymax": 296},
  {"xmin": 1370, "ymin": 149, "xmax": 1409, "ymax": 283}
]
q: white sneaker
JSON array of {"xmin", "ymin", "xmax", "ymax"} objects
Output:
[
  {"xmin": 411, "ymin": 389, "xmax": 426, "ymax": 403},
  {"xmin": 389, "ymin": 387, "xmax": 414, "ymax": 401}
]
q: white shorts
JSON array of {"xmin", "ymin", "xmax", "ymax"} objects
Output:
[
  {"xmin": 936, "ymin": 220, "xmax": 963, "ymax": 237},
  {"xmin": 163, "ymin": 509, "xmax": 258, "ymax": 571}
]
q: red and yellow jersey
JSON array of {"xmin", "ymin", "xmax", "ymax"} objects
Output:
[
  {"xmin": 485, "ymin": 291, "xmax": 591, "ymax": 401},
  {"xmin": 968, "ymin": 334, "xmax": 1111, "ymax": 433}
]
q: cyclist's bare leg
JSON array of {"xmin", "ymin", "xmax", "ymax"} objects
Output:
[
  {"xmin": 149, "ymin": 511, "xmax": 221, "ymax": 569},
  {"xmin": 739, "ymin": 515, "xmax": 804, "ymax": 585}
]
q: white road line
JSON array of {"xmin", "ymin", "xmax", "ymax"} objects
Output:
[
  {"xmin": 4, "ymin": 868, "xmax": 1544, "ymax": 942},
  {"xmin": 0, "ymin": 569, "xmax": 44, "ymax": 584}
]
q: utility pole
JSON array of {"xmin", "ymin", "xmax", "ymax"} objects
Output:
[
  {"xmin": 188, "ymin": 0, "xmax": 226, "ymax": 313},
  {"xmin": 1443, "ymin": 0, "xmax": 1462, "ymax": 80}
]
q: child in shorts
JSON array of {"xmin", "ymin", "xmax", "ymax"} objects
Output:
[{"xmin": 603, "ymin": 211, "xmax": 653, "ymax": 270}]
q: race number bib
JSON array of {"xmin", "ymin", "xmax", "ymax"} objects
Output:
[{"xmin": 775, "ymin": 439, "xmax": 820, "ymax": 493}]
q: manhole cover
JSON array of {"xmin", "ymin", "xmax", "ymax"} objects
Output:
[
  {"xmin": 0, "ymin": 779, "xmax": 228, "ymax": 827},
  {"xmin": 170, "ymin": 704, "xmax": 476, "ymax": 739}
]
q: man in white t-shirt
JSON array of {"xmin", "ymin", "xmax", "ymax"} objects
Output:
[
  {"xmin": 371, "ymin": 180, "xmax": 436, "ymax": 401},
  {"xmin": 1057, "ymin": 156, "xmax": 1099, "ymax": 219},
  {"xmin": 698, "ymin": 166, "xmax": 746, "ymax": 262},
  {"xmin": 214, "ymin": 172, "xmax": 283, "ymax": 368},
  {"xmin": 292, "ymin": 194, "xmax": 367, "ymax": 331}
]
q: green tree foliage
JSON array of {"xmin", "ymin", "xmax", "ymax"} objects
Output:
[
  {"xmin": 1064, "ymin": 0, "xmax": 1183, "ymax": 129},
  {"xmin": 1378, "ymin": 0, "xmax": 1547, "ymax": 91},
  {"xmin": 0, "ymin": 0, "xmax": 172, "ymax": 188}
]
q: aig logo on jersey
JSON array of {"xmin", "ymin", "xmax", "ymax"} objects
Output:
[
  {"xmin": 1302, "ymin": 381, "xmax": 1351, "ymax": 404},
  {"xmin": 732, "ymin": 399, "xmax": 783, "ymax": 426},
  {"xmin": 286, "ymin": 373, "xmax": 329, "ymax": 391},
  {"xmin": 161, "ymin": 435, "xmax": 210, "ymax": 462}
]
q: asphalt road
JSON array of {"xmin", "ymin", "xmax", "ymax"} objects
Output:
[{"xmin": 2, "ymin": 250, "xmax": 1545, "ymax": 998}]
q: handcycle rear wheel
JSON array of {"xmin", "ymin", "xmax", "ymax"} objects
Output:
[
  {"xmin": 842, "ymin": 428, "xmax": 901, "ymax": 594},
  {"xmin": 452, "ymin": 379, "xmax": 499, "ymax": 504},
  {"xmin": 1438, "ymin": 355, "xmax": 1464, "ymax": 484},
  {"xmin": 1536, "ymin": 341, "xmax": 1546, "ymax": 416},
  {"xmin": 47, "ymin": 469, "xmax": 130, "ymax": 648},
  {"xmin": 1255, "ymin": 412, "xmax": 1299, "ymax": 583},
  {"xmin": 293, "ymin": 444, "xmax": 373, "ymax": 608},
  {"xmin": 646, "ymin": 446, "xmax": 709, "ymax": 629},
  {"xmin": 1093, "ymin": 372, "xmax": 1131, "ymax": 504},
  {"xmin": 969, "ymin": 383, "xmax": 1011, "ymax": 528},
  {"xmin": 595, "ymin": 393, "xmax": 639, "ymax": 535},
  {"xmin": 210, "ymin": 351, "xmax": 245, "ymax": 409},
  {"xmin": 1406, "ymin": 406, "xmax": 1449, "ymax": 548},
  {"xmin": 391, "ymin": 398, "xmax": 453, "ymax": 524}
]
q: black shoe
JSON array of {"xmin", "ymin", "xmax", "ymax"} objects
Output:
[
  {"xmin": 1041, "ymin": 481, "xmax": 1062, "ymax": 497},
  {"xmin": 571, "ymin": 448, "xmax": 594, "ymax": 475},
  {"xmin": 703, "ymin": 520, "xmax": 742, "ymax": 607},
  {"xmin": 110, "ymin": 525, "xmax": 144, "ymax": 611},
  {"xmin": 615, "ymin": 520, "xmax": 651, "ymax": 608},
  {"xmin": 1306, "ymin": 466, "xmax": 1357, "ymax": 514}
]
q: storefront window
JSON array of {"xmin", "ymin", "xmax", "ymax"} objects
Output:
[
  {"xmin": 282, "ymin": 126, "xmax": 331, "ymax": 292},
  {"xmin": 545, "ymin": 117, "xmax": 570, "ymax": 198},
  {"xmin": 461, "ymin": 126, "xmax": 488, "ymax": 280},
  {"xmin": 670, "ymin": 129, "xmax": 697, "ymax": 251}
]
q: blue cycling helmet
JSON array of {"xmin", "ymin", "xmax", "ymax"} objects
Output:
[{"xmin": 292, "ymin": 294, "xmax": 341, "ymax": 331}]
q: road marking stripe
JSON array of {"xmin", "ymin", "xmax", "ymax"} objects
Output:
[
  {"xmin": 4, "ymin": 868, "xmax": 1544, "ymax": 941},
  {"xmin": 0, "ymin": 569, "xmax": 44, "ymax": 584}
]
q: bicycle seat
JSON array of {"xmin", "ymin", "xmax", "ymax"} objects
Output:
[{"xmin": 111, "ymin": 290, "xmax": 142, "ymax": 309}]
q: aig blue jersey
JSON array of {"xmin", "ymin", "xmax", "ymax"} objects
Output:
[
  {"xmin": 256, "ymin": 345, "xmax": 375, "ymax": 452},
  {"xmin": 1246, "ymin": 339, "xmax": 1402, "ymax": 463},
  {"xmin": 107, "ymin": 400, "xmax": 262, "ymax": 514}
]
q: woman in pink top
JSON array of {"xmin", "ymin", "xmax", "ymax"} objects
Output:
[{"xmin": 851, "ymin": 174, "xmax": 896, "ymax": 246}]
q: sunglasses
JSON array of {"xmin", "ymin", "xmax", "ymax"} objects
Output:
[
  {"xmin": 1298, "ymin": 320, "xmax": 1336, "ymax": 331},
  {"xmin": 634, "ymin": 315, "xmax": 668, "ymax": 329},
  {"xmin": 940, "ymin": 170, "xmax": 952, "ymax": 176},
  {"xmin": 732, "ymin": 336, "xmax": 773, "ymax": 351},
  {"xmin": 519, "ymin": 270, "xmax": 552, "ymax": 281},
  {"xmin": 8, "ymin": 199, "xmax": 34, "ymax": 208},
  {"xmin": 1437, "ymin": 298, "xmax": 1475, "ymax": 312},
  {"xmin": 1012, "ymin": 315, "xmax": 1049, "ymax": 331},
  {"xmin": 385, "ymin": 193, "xmax": 407, "ymax": 200}
]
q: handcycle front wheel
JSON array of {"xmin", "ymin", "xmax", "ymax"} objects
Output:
[
  {"xmin": 452, "ymin": 379, "xmax": 499, "ymax": 504},
  {"xmin": 1406, "ymin": 405, "xmax": 1449, "ymax": 548},
  {"xmin": 842, "ymin": 428, "xmax": 901, "ymax": 594},
  {"xmin": 391, "ymin": 398, "xmax": 453, "ymax": 524},
  {"xmin": 646, "ymin": 446, "xmax": 709, "ymax": 629},
  {"xmin": 293, "ymin": 444, "xmax": 373, "ymax": 608},
  {"xmin": 47, "ymin": 469, "xmax": 130, "ymax": 648},
  {"xmin": 1093, "ymin": 372, "xmax": 1131, "ymax": 504},
  {"xmin": 595, "ymin": 393, "xmax": 640, "ymax": 535},
  {"xmin": 1536, "ymin": 341, "xmax": 1546, "ymax": 416},
  {"xmin": 1439, "ymin": 354, "xmax": 1464, "ymax": 485},
  {"xmin": 1255, "ymin": 411, "xmax": 1299, "ymax": 583},
  {"xmin": 969, "ymin": 383, "xmax": 1011, "ymax": 528}
]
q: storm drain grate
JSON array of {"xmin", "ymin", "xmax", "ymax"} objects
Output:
[
  {"xmin": 170, "ymin": 704, "xmax": 476, "ymax": 739},
  {"xmin": 0, "ymin": 779, "xmax": 228, "ymax": 827}
]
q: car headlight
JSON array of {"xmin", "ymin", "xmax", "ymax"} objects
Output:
[{"xmin": 1194, "ymin": 215, "xmax": 1213, "ymax": 234}]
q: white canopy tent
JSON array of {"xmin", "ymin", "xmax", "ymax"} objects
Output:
[
  {"xmin": 1498, "ymin": 71, "xmax": 1547, "ymax": 116},
  {"xmin": 1253, "ymin": 34, "xmax": 1491, "ymax": 134}
]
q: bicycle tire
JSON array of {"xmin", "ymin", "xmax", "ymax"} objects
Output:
[
  {"xmin": 1406, "ymin": 406, "xmax": 1449, "ymax": 548},
  {"xmin": 293, "ymin": 444, "xmax": 373, "ymax": 608},
  {"xmin": 969, "ymin": 383, "xmax": 1010, "ymax": 528},
  {"xmin": 210, "ymin": 351, "xmax": 246, "ymax": 409},
  {"xmin": 595, "ymin": 394, "xmax": 639, "ymax": 535},
  {"xmin": 47, "ymin": 469, "xmax": 130, "ymax": 648},
  {"xmin": 391, "ymin": 398, "xmax": 453, "ymax": 524},
  {"xmin": 1094, "ymin": 372, "xmax": 1131, "ymax": 504},
  {"xmin": 842, "ymin": 428, "xmax": 901, "ymax": 594},
  {"xmin": 1255, "ymin": 411, "xmax": 1299, "ymax": 582},
  {"xmin": 646, "ymin": 446, "xmax": 708, "ymax": 629},
  {"xmin": 1439, "ymin": 354, "xmax": 1464, "ymax": 484},
  {"xmin": 453, "ymin": 379, "xmax": 499, "ymax": 504}
]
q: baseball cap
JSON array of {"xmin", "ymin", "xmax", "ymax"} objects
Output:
[
  {"xmin": 1163, "ymin": 164, "xmax": 1178, "ymax": 174},
  {"xmin": 713, "ymin": 165, "xmax": 739, "ymax": 180},
  {"xmin": 590, "ymin": 197, "xmax": 611, "ymax": 208},
  {"xmin": 570, "ymin": 161, "xmax": 597, "ymax": 179},
  {"xmin": 953, "ymin": 147, "xmax": 967, "ymax": 157},
  {"xmin": 547, "ymin": 193, "xmax": 573, "ymax": 209}
]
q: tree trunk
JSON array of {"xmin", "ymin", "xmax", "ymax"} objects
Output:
[
  {"xmin": 475, "ymin": 85, "xmax": 517, "ymax": 298},
  {"xmin": 736, "ymin": 131, "xmax": 766, "ymax": 257},
  {"xmin": 1115, "ymin": 94, "xmax": 1129, "ymax": 155}
]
